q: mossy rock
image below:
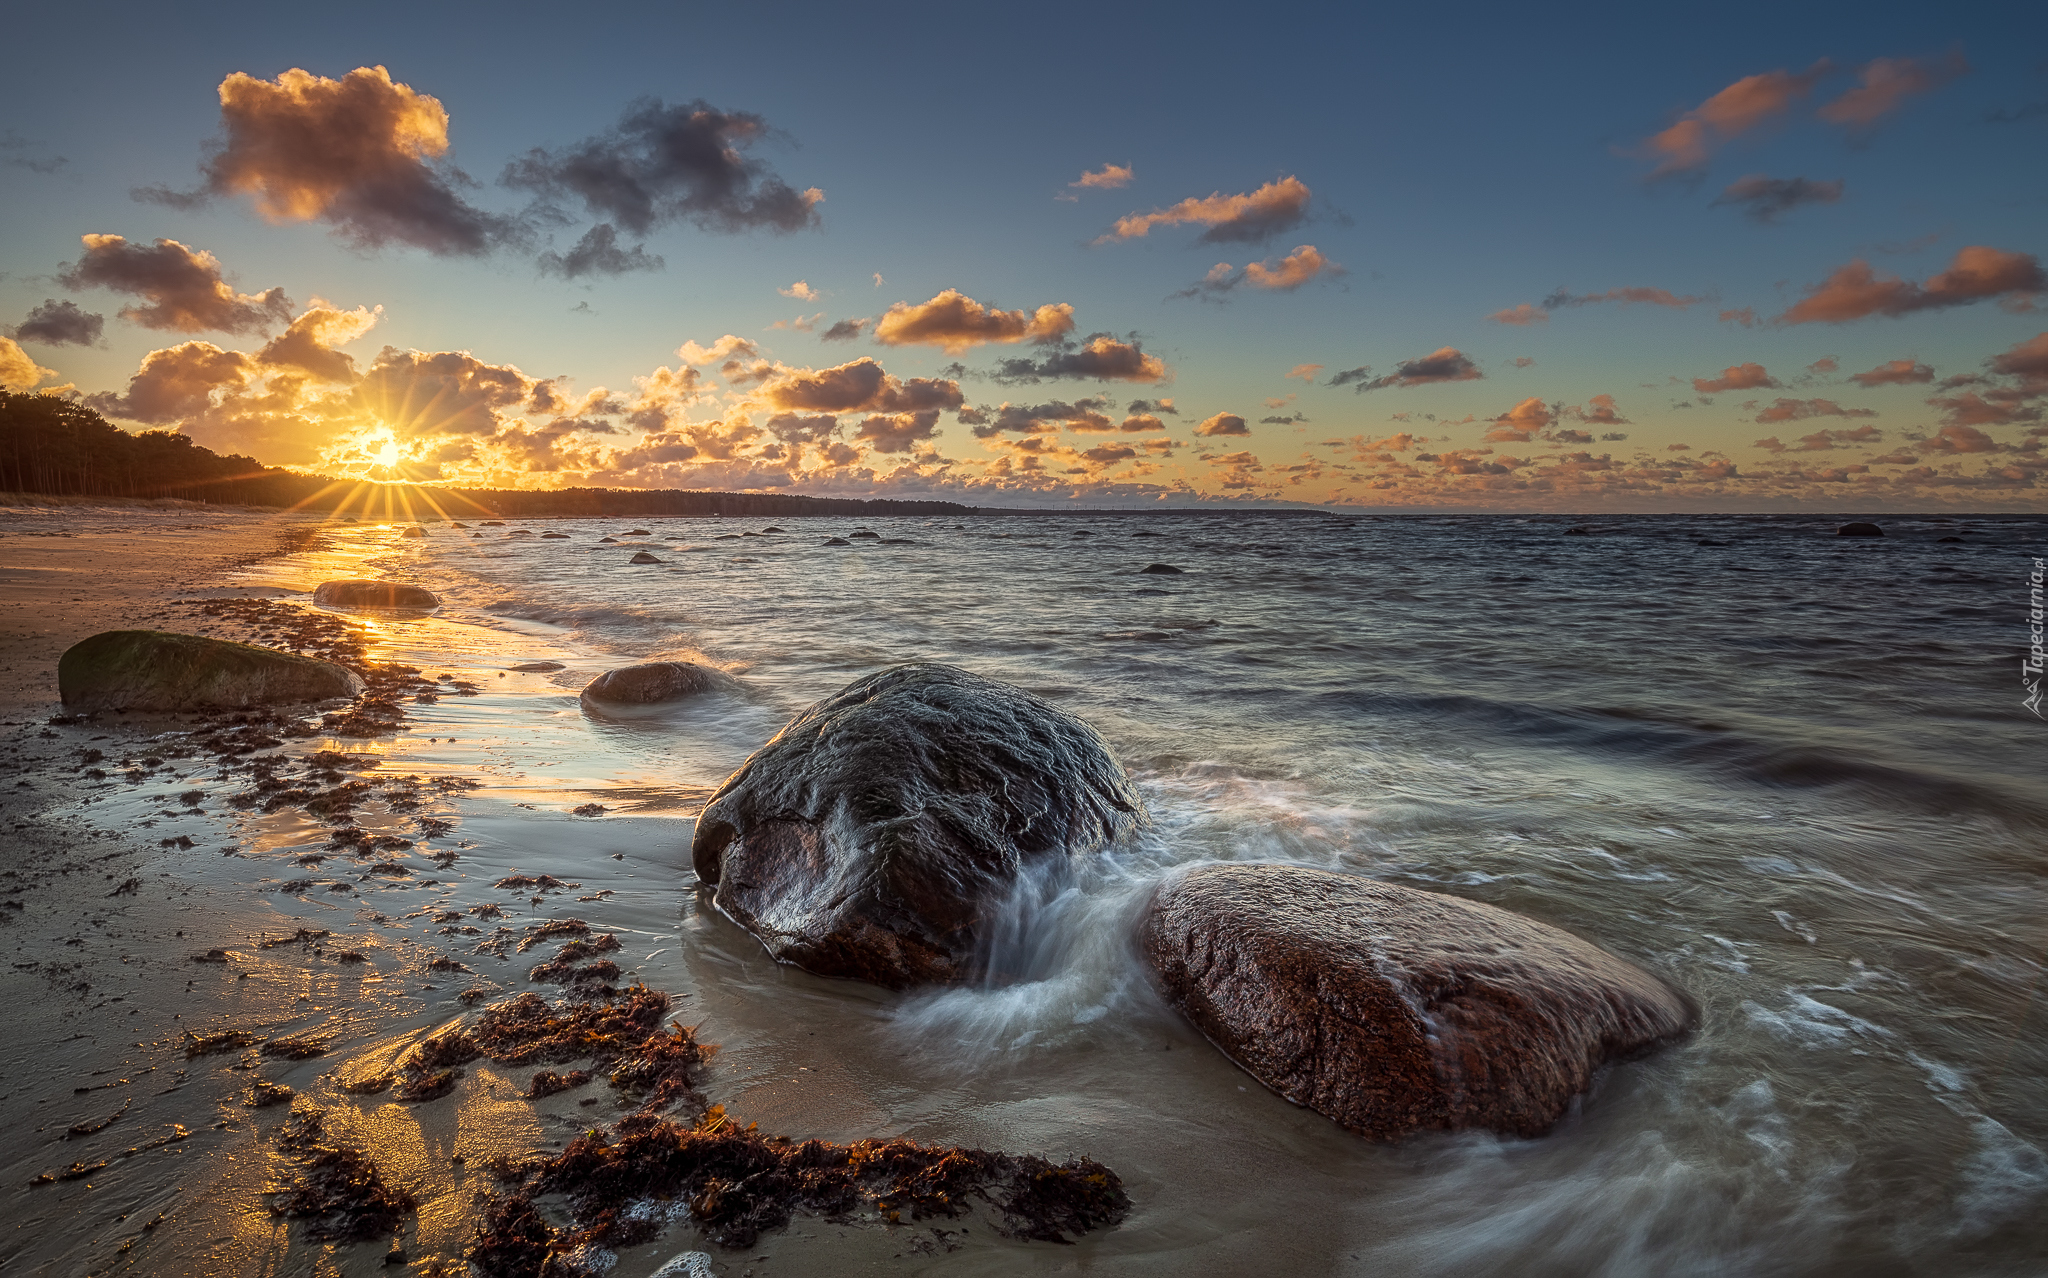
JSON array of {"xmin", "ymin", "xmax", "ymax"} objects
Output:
[{"xmin": 59, "ymin": 631, "xmax": 364, "ymax": 714}]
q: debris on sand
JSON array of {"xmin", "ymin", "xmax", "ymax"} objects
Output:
[
  {"xmin": 184, "ymin": 1029, "xmax": 257, "ymax": 1057},
  {"xmin": 271, "ymin": 1107, "xmax": 416, "ymax": 1242},
  {"xmin": 468, "ymin": 1106, "xmax": 1130, "ymax": 1273}
]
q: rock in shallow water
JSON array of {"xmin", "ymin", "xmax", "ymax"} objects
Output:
[
  {"xmin": 692, "ymin": 663, "xmax": 1146, "ymax": 988},
  {"xmin": 580, "ymin": 661, "xmax": 730, "ymax": 707},
  {"xmin": 59, "ymin": 630, "xmax": 364, "ymax": 714},
  {"xmin": 1140, "ymin": 864, "xmax": 1695, "ymax": 1141},
  {"xmin": 1836, "ymin": 522, "xmax": 1883, "ymax": 537},
  {"xmin": 312, "ymin": 580, "xmax": 441, "ymax": 609}
]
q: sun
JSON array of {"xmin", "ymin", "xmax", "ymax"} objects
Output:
[{"xmin": 371, "ymin": 436, "xmax": 404, "ymax": 468}]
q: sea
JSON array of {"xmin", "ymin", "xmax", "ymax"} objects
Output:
[{"xmin": 92, "ymin": 511, "xmax": 2048, "ymax": 1274}]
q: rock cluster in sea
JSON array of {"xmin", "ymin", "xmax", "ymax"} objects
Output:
[{"xmin": 697, "ymin": 663, "xmax": 1698, "ymax": 1141}]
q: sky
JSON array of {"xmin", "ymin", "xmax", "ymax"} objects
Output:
[{"xmin": 2, "ymin": 0, "xmax": 2045, "ymax": 511}]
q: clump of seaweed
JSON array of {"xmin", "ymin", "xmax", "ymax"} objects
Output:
[
  {"xmin": 515, "ymin": 920, "xmax": 591, "ymax": 953},
  {"xmin": 271, "ymin": 1107, "xmax": 416, "ymax": 1242},
  {"xmin": 467, "ymin": 1107, "xmax": 1130, "ymax": 1274},
  {"xmin": 185, "ymin": 1029, "xmax": 257, "ymax": 1057}
]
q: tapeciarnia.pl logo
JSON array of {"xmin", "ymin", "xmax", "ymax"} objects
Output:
[{"xmin": 2027, "ymin": 557, "xmax": 2045, "ymax": 719}]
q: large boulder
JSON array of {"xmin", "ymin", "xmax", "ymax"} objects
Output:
[
  {"xmin": 691, "ymin": 664, "xmax": 1146, "ymax": 988},
  {"xmin": 1140, "ymin": 864, "xmax": 1695, "ymax": 1141},
  {"xmin": 580, "ymin": 661, "xmax": 730, "ymax": 707},
  {"xmin": 313, "ymin": 580, "xmax": 441, "ymax": 609},
  {"xmin": 59, "ymin": 631, "xmax": 364, "ymax": 714}
]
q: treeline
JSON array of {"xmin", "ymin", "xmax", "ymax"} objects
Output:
[{"xmin": 0, "ymin": 392, "xmax": 970, "ymax": 516}]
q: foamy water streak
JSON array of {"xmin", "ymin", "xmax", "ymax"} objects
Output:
[{"xmin": 273, "ymin": 511, "xmax": 2043, "ymax": 1273}]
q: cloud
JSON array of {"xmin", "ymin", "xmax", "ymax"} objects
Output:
[
  {"xmin": 0, "ymin": 338, "xmax": 56, "ymax": 389},
  {"xmin": 1493, "ymin": 286, "xmax": 1703, "ymax": 325},
  {"xmin": 1919, "ymin": 423, "xmax": 2003, "ymax": 454},
  {"xmin": 770, "ymin": 312, "xmax": 823, "ymax": 332},
  {"xmin": 1194, "ymin": 412, "xmax": 1249, "ymax": 436},
  {"xmin": 11, "ymin": 299, "xmax": 104, "ymax": 346},
  {"xmin": 1779, "ymin": 246, "xmax": 2045, "ymax": 323},
  {"xmin": 1720, "ymin": 307, "xmax": 1759, "ymax": 327},
  {"xmin": 1174, "ymin": 245, "xmax": 1339, "ymax": 299},
  {"xmin": 1127, "ymin": 398, "xmax": 1178, "ymax": 415},
  {"xmin": 1285, "ymin": 363, "xmax": 1322, "ymax": 381},
  {"xmin": 853, "ymin": 410, "xmax": 942, "ymax": 454},
  {"xmin": 89, "ymin": 341, "xmax": 255, "ymax": 423},
  {"xmin": 1332, "ymin": 347, "xmax": 1482, "ymax": 392},
  {"xmin": 1120, "ymin": 414, "xmax": 1168, "ymax": 432},
  {"xmin": 677, "ymin": 335, "xmax": 758, "ymax": 366},
  {"xmin": 255, "ymin": 303, "xmax": 380, "ymax": 382},
  {"xmin": 820, "ymin": 317, "xmax": 869, "ymax": 342},
  {"xmin": 1574, "ymin": 393, "xmax": 1630, "ymax": 427},
  {"xmin": 1848, "ymin": 358, "xmax": 1934, "ymax": 387},
  {"xmin": 1818, "ymin": 52, "xmax": 1968, "ymax": 132},
  {"xmin": 1488, "ymin": 303, "xmax": 1547, "ymax": 326},
  {"xmin": 1752, "ymin": 397, "xmax": 1879, "ymax": 423},
  {"xmin": 503, "ymin": 96, "xmax": 822, "ymax": 245},
  {"xmin": 991, "ymin": 334, "xmax": 1169, "ymax": 384},
  {"xmin": 1634, "ymin": 62, "xmax": 1833, "ymax": 177},
  {"xmin": 1485, "ymin": 397, "xmax": 1554, "ymax": 441},
  {"xmin": 1989, "ymin": 332, "xmax": 2048, "ymax": 385},
  {"xmin": 970, "ymin": 399, "xmax": 1115, "ymax": 437},
  {"xmin": 871, "ymin": 290, "xmax": 1075, "ymax": 354},
  {"xmin": 0, "ymin": 129, "xmax": 64, "ymax": 174},
  {"xmin": 1807, "ymin": 357, "xmax": 1838, "ymax": 374},
  {"xmin": 1926, "ymin": 390, "xmax": 2042, "ymax": 428},
  {"xmin": 148, "ymin": 65, "xmax": 514, "ymax": 255},
  {"xmin": 758, "ymin": 357, "xmax": 964, "ymax": 414},
  {"xmin": 1693, "ymin": 362, "xmax": 1779, "ymax": 393},
  {"xmin": 1712, "ymin": 174, "xmax": 1844, "ymax": 223},
  {"xmin": 537, "ymin": 223, "xmax": 663, "ymax": 278},
  {"xmin": 780, "ymin": 280, "xmax": 819, "ymax": 300},
  {"xmin": 1098, "ymin": 176, "xmax": 1312, "ymax": 244},
  {"xmin": 1069, "ymin": 164, "xmax": 1132, "ymax": 191},
  {"xmin": 1259, "ymin": 413, "xmax": 1307, "ymax": 425},
  {"xmin": 1512, "ymin": 356, "xmax": 1536, "ymax": 369},
  {"xmin": 1079, "ymin": 442, "xmax": 1138, "ymax": 465},
  {"xmin": 58, "ymin": 235, "xmax": 292, "ymax": 334}
]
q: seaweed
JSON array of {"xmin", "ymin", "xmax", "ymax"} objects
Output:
[
  {"xmin": 244, "ymin": 1079, "xmax": 296, "ymax": 1107},
  {"xmin": 527, "ymin": 1070, "xmax": 592, "ymax": 1099},
  {"xmin": 261, "ymin": 1036, "xmax": 331, "ymax": 1060},
  {"xmin": 468, "ymin": 1107, "xmax": 1129, "ymax": 1270},
  {"xmin": 185, "ymin": 1029, "xmax": 257, "ymax": 1057},
  {"xmin": 271, "ymin": 1107, "xmax": 416, "ymax": 1242},
  {"xmin": 516, "ymin": 919, "xmax": 589, "ymax": 952},
  {"xmin": 395, "ymin": 1069, "xmax": 463, "ymax": 1102}
]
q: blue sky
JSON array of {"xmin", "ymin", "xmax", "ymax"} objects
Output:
[{"xmin": 3, "ymin": 0, "xmax": 2044, "ymax": 509}]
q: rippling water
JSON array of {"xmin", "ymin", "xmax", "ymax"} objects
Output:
[{"xmin": 281, "ymin": 511, "xmax": 2047, "ymax": 1274}]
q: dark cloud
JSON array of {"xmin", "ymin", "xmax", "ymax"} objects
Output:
[
  {"xmin": 969, "ymin": 399, "xmax": 1113, "ymax": 438},
  {"xmin": 255, "ymin": 305, "xmax": 379, "ymax": 383},
  {"xmin": 853, "ymin": 409, "xmax": 943, "ymax": 453},
  {"xmin": 1331, "ymin": 347, "xmax": 1482, "ymax": 392},
  {"xmin": 1126, "ymin": 398, "xmax": 1178, "ymax": 415},
  {"xmin": 87, "ymin": 341, "xmax": 255, "ymax": 423},
  {"xmin": 1540, "ymin": 286, "xmax": 1705, "ymax": 312},
  {"xmin": 503, "ymin": 97, "xmax": 823, "ymax": 239},
  {"xmin": 821, "ymin": 317, "xmax": 869, "ymax": 342},
  {"xmin": 58, "ymin": 235, "xmax": 292, "ymax": 334},
  {"xmin": 154, "ymin": 66, "xmax": 515, "ymax": 255},
  {"xmin": 1752, "ymin": 397, "xmax": 1879, "ymax": 423},
  {"xmin": 1172, "ymin": 246, "xmax": 1338, "ymax": 300},
  {"xmin": 1712, "ymin": 174, "xmax": 1844, "ymax": 224},
  {"xmin": 12, "ymin": 299, "xmax": 104, "ymax": 346},
  {"xmin": 1, "ymin": 130, "xmax": 65, "ymax": 174},
  {"xmin": 1259, "ymin": 412, "xmax": 1308, "ymax": 425},
  {"xmin": 537, "ymin": 224, "xmax": 664, "ymax": 278},
  {"xmin": 1986, "ymin": 101, "xmax": 2048, "ymax": 123},
  {"xmin": 759, "ymin": 357, "xmax": 964, "ymax": 414},
  {"xmin": 990, "ymin": 334, "xmax": 1168, "ymax": 384}
]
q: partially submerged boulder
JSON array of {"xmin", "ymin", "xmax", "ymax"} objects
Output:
[
  {"xmin": 1140, "ymin": 864, "xmax": 1695, "ymax": 1141},
  {"xmin": 580, "ymin": 661, "xmax": 729, "ymax": 707},
  {"xmin": 629, "ymin": 551, "xmax": 664, "ymax": 564},
  {"xmin": 313, "ymin": 580, "xmax": 441, "ymax": 610},
  {"xmin": 1836, "ymin": 522, "xmax": 1883, "ymax": 537},
  {"xmin": 692, "ymin": 663, "xmax": 1146, "ymax": 988},
  {"xmin": 59, "ymin": 631, "xmax": 364, "ymax": 714}
]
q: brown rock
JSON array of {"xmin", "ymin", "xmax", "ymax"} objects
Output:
[
  {"xmin": 312, "ymin": 580, "xmax": 441, "ymax": 609},
  {"xmin": 579, "ymin": 661, "xmax": 729, "ymax": 707},
  {"xmin": 692, "ymin": 663, "xmax": 1146, "ymax": 988},
  {"xmin": 59, "ymin": 630, "xmax": 364, "ymax": 714},
  {"xmin": 1140, "ymin": 864, "xmax": 1695, "ymax": 1141}
]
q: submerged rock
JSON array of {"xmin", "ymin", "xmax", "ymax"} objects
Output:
[
  {"xmin": 822, "ymin": 537, "xmax": 852, "ymax": 546},
  {"xmin": 849, "ymin": 529, "xmax": 882, "ymax": 540},
  {"xmin": 580, "ymin": 661, "xmax": 729, "ymax": 707},
  {"xmin": 691, "ymin": 663, "xmax": 1146, "ymax": 988},
  {"xmin": 511, "ymin": 661, "xmax": 566, "ymax": 673},
  {"xmin": 1140, "ymin": 864, "xmax": 1695, "ymax": 1141},
  {"xmin": 312, "ymin": 580, "xmax": 442, "ymax": 609},
  {"xmin": 1138, "ymin": 563, "xmax": 1184, "ymax": 575},
  {"xmin": 541, "ymin": 531, "xmax": 569, "ymax": 539},
  {"xmin": 59, "ymin": 630, "xmax": 364, "ymax": 714},
  {"xmin": 629, "ymin": 551, "xmax": 664, "ymax": 564},
  {"xmin": 1837, "ymin": 522, "xmax": 1884, "ymax": 537},
  {"xmin": 401, "ymin": 526, "xmax": 428, "ymax": 538}
]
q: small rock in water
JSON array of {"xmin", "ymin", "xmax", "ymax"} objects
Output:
[
  {"xmin": 313, "ymin": 580, "xmax": 441, "ymax": 609},
  {"xmin": 1937, "ymin": 535, "xmax": 1963, "ymax": 543},
  {"xmin": 1836, "ymin": 522, "xmax": 1883, "ymax": 537},
  {"xmin": 581, "ymin": 661, "xmax": 730, "ymax": 707},
  {"xmin": 510, "ymin": 661, "xmax": 565, "ymax": 673},
  {"xmin": 598, "ymin": 536, "xmax": 618, "ymax": 543},
  {"xmin": 1141, "ymin": 864, "xmax": 1696, "ymax": 1141},
  {"xmin": 541, "ymin": 531, "xmax": 569, "ymax": 539},
  {"xmin": 1139, "ymin": 563, "xmax": 1184, "ymax": 574},
  {"xmin": 761, "ymin": 526, "xmax": 785, "ymax": 533},
  {"xmin": 1564, "ymin": 526, "xmax": 1592, "ymax": 536},
  {"xmin": 849, "ymin": 529, "xmax": 882, "ymax": 540},
  {"xmin": 629, "ymin": 551, "xmax": 664, "ymax": 564},
  {"xmin": 822, "ymin": 537, "xmax": 852, "ymax": 546},
  {"xmin": 1698, "ymin": 539, "xmax": 1728, "ymax": 547},
  {"xmin": 401, "ymin": 526, "xmax": 427, "ymax": 538},
  {"xmin": 625, "ymin": 529, "xmax": 651, "ymax": 535}
]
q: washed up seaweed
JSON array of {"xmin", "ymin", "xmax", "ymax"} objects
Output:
[
  {"xmin": 468, "ymin": 1106, "xmax": 1130, "ymax": 1274},
  {"xmin": 271, "ymin": 1107, "xmax": 417, "ymax": 1243}
]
